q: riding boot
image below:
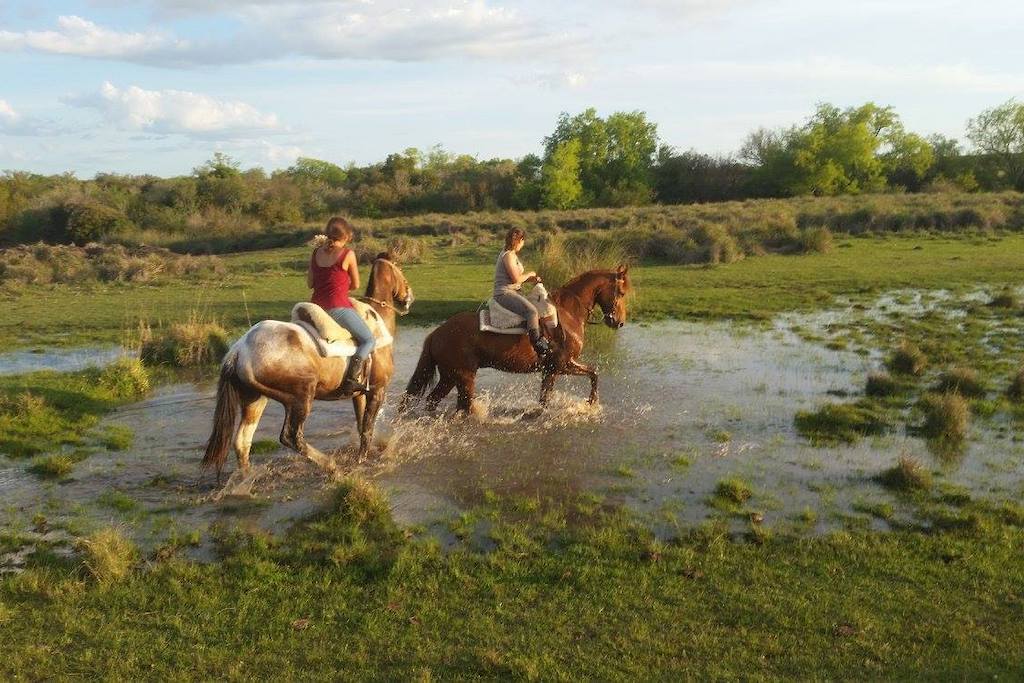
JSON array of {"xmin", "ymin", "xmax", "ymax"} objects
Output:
[
  {"xmin": 528, "ymin": 328, "xmax": 553, "ymax": 358},
  {"xmin": 340, "ymin": 356, "xmax": 368, "ymax": 394}
]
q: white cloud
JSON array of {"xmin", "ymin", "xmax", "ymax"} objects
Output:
[
  {"xmin": 0, "ymin": 4, "xmax": 576, "ymax": 66},
  {"xmin": 513, "ymin": 69, "xmax": 589, "ymax": 90},
  {"xmin": 66, "ymin": 82, "xmax": 283, "ymax": 138},
  {"xmin": 0, "ymin": 15, "xmax": 187, "ymax": 61}
]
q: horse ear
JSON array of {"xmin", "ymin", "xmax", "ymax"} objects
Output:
[{"xmin": 376, "ymin": 251, "xmax": 391, "ymax": 261}]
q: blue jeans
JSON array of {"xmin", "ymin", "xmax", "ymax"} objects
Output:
[{"xmin": 327, "ymin": 307, "xmax": 376, "ymax": 360}]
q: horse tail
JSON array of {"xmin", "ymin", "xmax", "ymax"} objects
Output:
[
  {"xmin": 202, "ymin": 347, "xmax": 240, "ymax": 477},
  {"xmin": 404, "ymin": 332, "xmax": 438, "ymax": 397}
]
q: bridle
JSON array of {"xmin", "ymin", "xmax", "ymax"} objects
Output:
[{"xmin": 357, "ymin": 257, "xmax": 413, "ymax": 315}]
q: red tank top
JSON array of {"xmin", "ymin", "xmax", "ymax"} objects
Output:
[{"xmin": 310, "ymin": 248, "xmax": 354, "ymax": 310}]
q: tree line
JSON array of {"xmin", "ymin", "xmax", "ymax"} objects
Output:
[{"xmin": 1, "ymin": 99, "xmax": 1023, "ymax": 245}]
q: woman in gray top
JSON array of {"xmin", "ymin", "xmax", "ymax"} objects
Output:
[{"xmin": 493, "ymin": 227, "xmax": 553, "ymax": 357}]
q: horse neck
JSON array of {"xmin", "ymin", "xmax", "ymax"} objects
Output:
[
  {"xmin": 552, "ymin": 272, "xmax": 606, "ymax": 329},
  {"xmin": 365, "ymin": 264, "xmax": 398, "ymax": 334}
]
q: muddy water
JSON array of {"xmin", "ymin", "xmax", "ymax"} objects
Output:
[{"xmin": 2, "ymin": 316, "xmax": 1023, "ymax": 558}]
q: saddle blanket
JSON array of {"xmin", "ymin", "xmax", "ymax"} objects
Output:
[
  {"xmin": 479, "ymin": 284, "xmax": 559, "ymax": 335},
  {"xmin": 291, "ymin": 301, "xmax": 393, "ymax": 358}
]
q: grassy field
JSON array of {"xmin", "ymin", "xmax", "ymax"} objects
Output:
[
  {"xmin": 2, "ymin": 480, "xmax": 1023, "ymax": 679},
  {"xmin": 4, "ymin": 222, "xmax": 1024, "ymax": 678},
  {"xmin": 4, "ymin": 232, "xmax": 1024, "ymax": 350}
]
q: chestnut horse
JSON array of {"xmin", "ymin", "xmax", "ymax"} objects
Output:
[
  {"xmin": 402, "ymin": 265, "xmax": 630, "ymax": 413},
  {"xmin": 202, "ymin": 255, "xmax": 414, "ymax": 480}
]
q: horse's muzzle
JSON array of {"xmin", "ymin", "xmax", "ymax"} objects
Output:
[{"xmin": 604, "ymin": 313, "xmax": 624, "ymax": 329}]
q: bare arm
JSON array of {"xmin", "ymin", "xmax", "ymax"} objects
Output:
[
  {"xmin": 306, "ymin": 252, "xmax": 315, "ymax": 289},
  {"xmin": 503, "ymin": 251, "xmax": 537, "ymax": 286},
  {"xmin": 344, "ymin": 250, "xmax": 361, "ymax": 290}
]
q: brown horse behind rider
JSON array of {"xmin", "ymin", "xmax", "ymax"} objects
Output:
[{"xmin": 402, "ymin": 265, "xmax": 630, "ymax": 413}]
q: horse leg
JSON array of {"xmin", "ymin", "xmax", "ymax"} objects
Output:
[
  {"xmin": 357, "ymin": 388, "xmax": 386, "ymax": 461},
  {"xmin": 539, "ymin": 372, "xmax": 558, "ymax": 406},
  {"xmin": 282, "ymin": 390, "xmax": 337, "ymax": 474},
  {"xmin": 234, "ymin": 392, "xmax": 267, "ymax": 471},
  {"xmin": 455, "ymin": 370, "xmax": 477, "ymax": 414},
  {"xmin": 352, "ymin": 393, "xmax": 367, "ymax": 436},
  {"xmin": 425, "ymin": 372, "xmax": 457, "ymax": 412},
  {"xmin": 566, "ymin": 359, "xmax": 600, "ymax": 404}
]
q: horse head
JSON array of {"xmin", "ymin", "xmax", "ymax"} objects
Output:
[
  {"xmin": 595, "ymin": 264, "xmax": 630, "ymax": 329},
  {"xmin": 367, "ymin": 252, "xmax": 415, "ymax": 315}
]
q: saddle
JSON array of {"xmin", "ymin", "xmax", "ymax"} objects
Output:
[
  {"xmin": 479, "ymin": 283, "xmax": 559, "ymax": 335},
  {"xmin": 291, "ymin": 301, "xmax": 393, "ymax": 358}
]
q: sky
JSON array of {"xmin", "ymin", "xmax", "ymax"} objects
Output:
[{"xmin": 1, "ymin": 0, "xmax": 1022, "ymax": 177}]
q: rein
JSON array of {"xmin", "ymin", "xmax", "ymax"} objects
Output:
[{"xmin": 358, "ymin": 258, "xmax": 412, "ymax": 315}]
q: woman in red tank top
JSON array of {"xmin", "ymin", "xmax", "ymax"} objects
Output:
[{"xmin": 306, "ymin": 216, "xmax": 376, "ymax": 392}]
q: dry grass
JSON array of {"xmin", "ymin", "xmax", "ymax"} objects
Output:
[
  {"xmin": 886, "ymin": 341, "xmax": 928, "ymax": 376},
  {"xmin": 918, "ymin": 392, "xmax": 970, "ymax": 441},
  {"xmin": 933, "ymin": 367, "xmax": 987, "ymax": 398},
  {"xmin": 78, "ymin": 527, "xmax": 137, "ymax": 585},
  {"xmin": 533, "ymin": 232, "xmax": 630, "ymax": 289},
  {"xmin": 865, "ymin": 371, "xmax": 899, "ymax": 397}
]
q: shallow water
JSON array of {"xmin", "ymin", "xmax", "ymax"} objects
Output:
[
  {"xmin": 0, "ymin": 346, "xmax": 124, "ymax": 375},
  {"xmin": 2, "ymin": 306, "xmax": 1023, "ymax": 561}
]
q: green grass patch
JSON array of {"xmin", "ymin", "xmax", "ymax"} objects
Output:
[
  {"xmin": 97, "ymin": 490, "xmax": 138, "ymax": 513},
  {"xmin": 877, "ymin": 454, "xmax": 933, "ymax": 493},
  {"xmin": 714, "ymin": 478, "xmax": 753, "ymax": 505},
  {"xmin": 98, "ymin": 425, "xmax": 134, "ymax": 451},
  {"xmin": 794, "ymin": 400, "xmax": 892, "ymax": 446},
  {"xmin": 250, "ymin": 439, "xmax": 279, "ymax": 455}
]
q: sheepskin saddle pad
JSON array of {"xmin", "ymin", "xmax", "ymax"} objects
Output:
[
  {"xmin": 479, "ymin": 284, "xmax": 559, "ymax": 335},
  {"xmin": 291, "ymin": 301, "xmax": 393, "ymax": 358}
]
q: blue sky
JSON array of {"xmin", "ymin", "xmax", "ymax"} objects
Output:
[{"xmin": 1, "ymin": 0, "xmax": 1021, "ymax": 176}]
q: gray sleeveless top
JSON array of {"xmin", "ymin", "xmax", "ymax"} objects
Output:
[{"xmin": 493, "ymin": 249, "xmax": 522, "ymax": 296}]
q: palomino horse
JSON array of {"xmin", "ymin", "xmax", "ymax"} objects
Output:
[
  {"xmin": 402, "ymin": 265, "xmax": 630, "ymax": 413},
  {"xmin": 202, "ymin": 254, "xmax": 413, "ymax": 480}
]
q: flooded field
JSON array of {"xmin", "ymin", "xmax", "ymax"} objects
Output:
[{"xmin": 4, "ymin": 287, "xmax": 1023, "ymax": 566}]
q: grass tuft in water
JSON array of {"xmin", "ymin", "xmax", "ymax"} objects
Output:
[
  {"xmin": 987, "ymin": 287, "xmax": 1018, "ymax": 309},
  {"xmin": 140, "ymin": 312, "xmax": 229, "ymax": 367},
  {"xmin": 918, "ymin": 392, "xmax": 970, "ymax": 441},
  {"xmin": 794, "ymin": 401, "xmax": 892, "ymax": 446},
  {"xmin": 1006, "ymin": 368, "xmax": 1024, "ymax": 402},
  {"xmin": 98, "ymin": 357, "xmax": 150, "ymax": 399},
  {"xmin": 715, "ymin": 478, "xmax": 753, "ymax": 505},
  {"xmin": 865, "ymin": 371, "xmax": 900, "ymax": 397},
  {"xmin": 78, "ymin": 527, "xmax": 137, "ymax": 585},
  {"xmin": 28, "ymin": 453, "xmax": 77, "ymax": 478},
  {"xmin": 877, "ymin": 454, "xmax": 933, "ymax": 492},
  {"xmin": 933, "ymin": 367, "xmax": 986, "ymax": 398},
  {"xmin": 250, "ymin": 439, "xmax": 279, "ymax": 455},
  {"xmin": 98, "ymin": 425, "xmax": 133, "ymax": 451},
  {"xmin": 886, "ymin": 341, "xmax": 928, "ymax": 376}
]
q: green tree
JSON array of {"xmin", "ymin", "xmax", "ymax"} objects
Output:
[
  {"xmin": 540, "ymin": 139, "xmax": 583, "ymax": 209},
  {"xmin": 287, "ymin": 157, "xmax": 347, "ymax": 187},
  {"xmin": 966, "ymin": 99, "xmax": 1024, "ymax": 190}
]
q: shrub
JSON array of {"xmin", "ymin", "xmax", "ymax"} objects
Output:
[
  {"xmin": 933, "ymin": 367, "xmax": 986, "ymax": 398},
  {"xmin": 918, "ymin": 393, "xmax": 969, "ymax": 441},
  {"xmin": 886, "ymin": 341, "xmax": 927, "ymax": 376},
  {"xmin": 865, "ymin": 371, "xmax": 899, "ymax": 397},
  {"xmin": 141, "ymin": 315, "xmax": 230, "ymax": 367},
  {"xmin": 794, "ymin": 401, "xmax": 892, "ymax": 446},
  {"xmin": 78, "ymin": 528, "xmax": 137, "ymax": 584},
  {"xmin": 65, "ymin": 202, "xmax": 133, "ymax": 244},
  {"xmin": 877, "ymin": 454, "xmax": 932, "ymax": 492}
]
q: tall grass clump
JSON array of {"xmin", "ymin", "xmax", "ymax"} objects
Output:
[
  {"xmin": 98, "ymin": 357, "xmax": 150, "ymax": 399},
  {"xmin": 933, "ymin": 367, "xmax": 986, "ymax": 398},
  {"xmin": 918, "ymin": 392, "xmax": 970, "ymax": 441},
  {"xmin": 141, "ymin": 313, "xmax": 229, "ymax": 367},
  {"xmin": 865, "ymin": 371, "xmax": 899, "ymax": 397},
  {"xmin": 1006, "ymin": 368, "xmax": 1024, "ymax": 402},
  {"xmin": 533, "ymin": 232, "xmax": 629, "ymax": 289},
  {"xmin": 0, "ymin": 393, "xmax": 65, "ymax": 458},
  {"xmin": 886, "ymin": 341, "xmax": 928, "ymax": 376},
  {"xmin": 78, "ymin": 527, "xmax": 137, "ymax": 585},
  {"xmin": 715, "ymin": 478, "xmax": 753, "ymax": 505},
  {"xmin": 798, "ymin": 225, "xmax": 834, "ymax": 254},
  {"xmin": 877, "ymin": 454, "xmax": 933, "ymax": 492}
]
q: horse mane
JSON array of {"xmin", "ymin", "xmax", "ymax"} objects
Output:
[
  {"xmin": 364, "ymin": 252, "xmax": 393, "ymax": 297},
  {"xmin": 556, "ymin": 269, "xmax": 618, "ymax": 296}
]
